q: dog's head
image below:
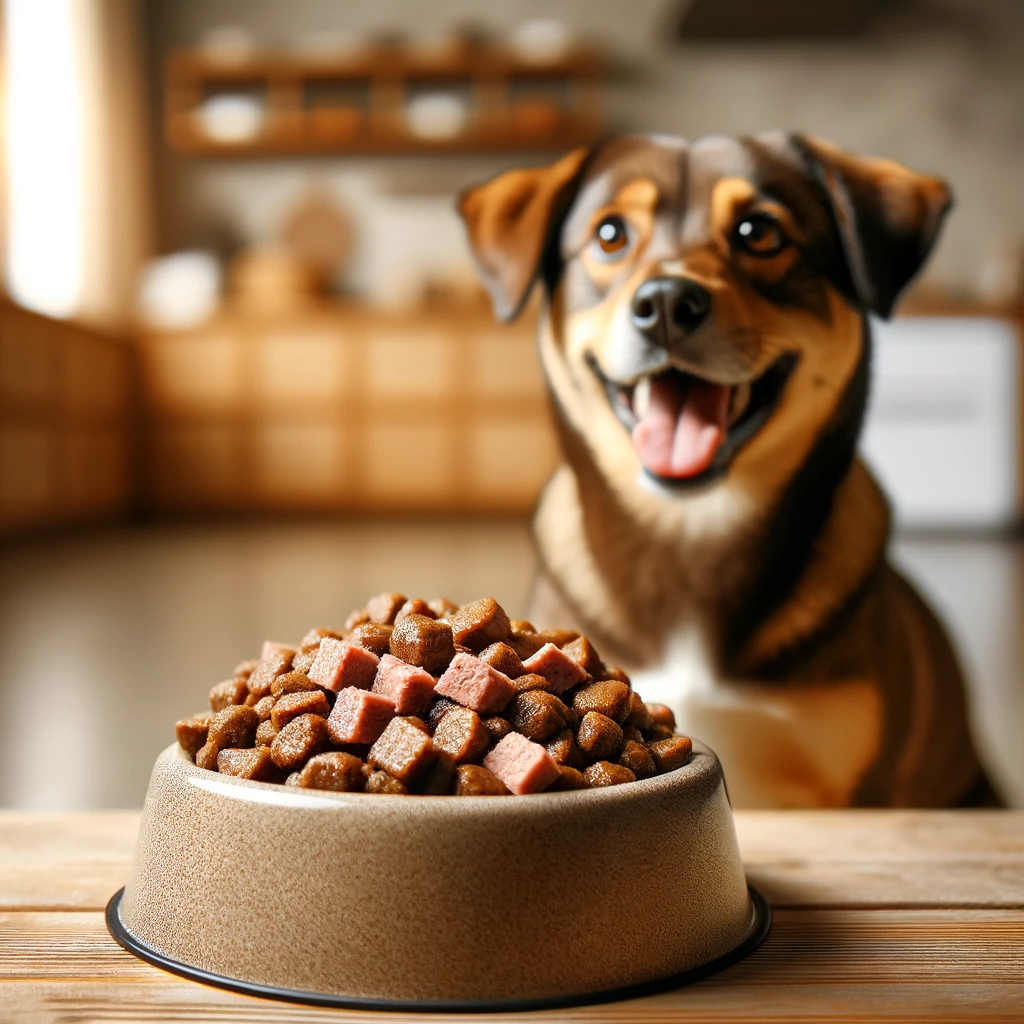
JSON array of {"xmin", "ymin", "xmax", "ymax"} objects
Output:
[{"xmin": 459, "ymin": 133, "xmax": 950, "ymax": 502}]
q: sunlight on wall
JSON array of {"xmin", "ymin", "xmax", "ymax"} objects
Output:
[{"xmin": 3, "ymin": 0, "xmax": 83, "ymax": 319}]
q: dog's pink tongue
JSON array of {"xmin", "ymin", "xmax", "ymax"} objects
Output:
[{"xmin": 632, "ymin": 377, "xmax": 730, "ymax": 479}]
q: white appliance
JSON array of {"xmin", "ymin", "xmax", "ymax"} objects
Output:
[{"xmin": 860, "ymin": 316, "xmax": 1020, "ymax": 529}]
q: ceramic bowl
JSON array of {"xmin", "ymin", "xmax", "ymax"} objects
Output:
[{"xmin": 108, "ymin": 741, "xmax": 768, "ymax": 1011}]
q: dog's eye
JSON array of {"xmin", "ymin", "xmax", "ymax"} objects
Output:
[
  {"xmin": 594, "ymin": 214, "xmax": 630, "ymax": 258},
  {"xmin": 734, "ymin": 214, "xmax": 787, "ymax": 257}
]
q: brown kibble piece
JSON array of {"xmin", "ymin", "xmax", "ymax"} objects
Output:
[
  {"xmin": 297, "ymin": 751, "xmax": 365, "ymax": 792},
  {"xmin": 347, "ymin": 622, "xmax": 394, "ymax": 657},
  {"xmin": 427, "ymin": 697, "xmax": 460, "ymax": 729},
  {"xmin": 572, "ymin": 680, "xmax": 631, "ymax": 724},
  {"xmin": 506, "ymin": 632, "xmax": 545, "ymax": 661},
  {"xmin": 478, "ymin": 642, "xmax": 525, "ymax": 679},
  {"xmin": 601, "ymin": 666, "xmax": 632, "ymax": 685},
  {"xmin": 365, "ymin": 770, "xmax": 409, "ymax": 794},
  {"xmin": 510, "ymin": 690, "xmax": 571, "ymax": 742},
  {"xmin": 538, "ymin": 628, "xmax": 579, "ymax": 647},
  {"xmin": 448, "ymin": 597, "xmax": 511, "ymax": 651},
  {"xmin": 270, "ymin": 714, "xmax": 331, "ymax": 770},
  {"xmin": 622, "ymin": 724, "xmax": 645, "ymax": 745},
  {"xmin": 367, "ymin": 592, "xmax": 406, "ymax": 625},
  {"xmin": 509, "ymin": 619, "xmax": 536, "ymax": 634},
  {"xmin": 625, "ymin": 691, "xmax": 654, "ymax": 730},
  {"xmin": 510, "ymin": 672, "xmax": 554, "ymax": 694},
  {"xmin": 482, "ymin": 715, "xmax": 512, "ymax": 742},
  {"xmin": 416, "ymin": 750, "xmax": 457, "ymax": 794},
  {"xmin": 649, "ymin": 735, "xmax": 693, "ymax": 773},
  {"xmin": 577, "ymin": 711, "xmax": 623, "ymax": 762},
  {"xmin": 207, "ymin": 704, "xmax": 259, "ymax": 750},
  {"xmin": 253, "ymin": 695, "xmax": 276, "ymax": 722},
  {"xmin": 291, "ymin": 649, "xmax": 316, "ymax": 674},
  {"xmin": 285, "ymin": 771, "xmax": 302, "ymax": 786},
  {"xmin": 217, "ymin": 747, "xmax": 276, "ymax": 781},
  {"xmin": 175, "ymin": 715, "xmax": 211, "ymax": 757},
  {"xmin": 233, "ymin": 658, "xmax": 259, "ymax": 680},
  {"xmin": 246, "ymin": 651, "xmax": 293, "ymax": 699},
  {"xmin": 368, "ymin": 716, "xmax": 438, "ymax": 783},
  {"xmin": 271, "ymin": 671, "xmax": 318, "ymax": 699},
  {"xmin": 427, "ymin": 597, "xmax": 459, "ymax": 619},
  {"xmin": 389, "ymin": 614, "xmax": 455, "ymax": 675},
  {"xmin": 562, "ymin": 636, "xmax": 604, "ymax": 678},
  {"xmin": 648, "ymin": 723, "xmax": 674, "ymax": 741},
  {"xmin": 618, "ymin": 739, "xmax": 657, "ymax": 779},
  {"xmin": 647, "ymin": 703, "xmax": 676, "ymax": 731},
  {"xmin": 396, "ymin": 598, "xmax": 438, "ymax": 622},
  {"xmin": 209, "ymin": 678, "xmax": 248, "ymax": 712},
  {"xmin": 256, "ymin": 719, "xmax": 279, "ymax": 747},
  {"xmin": 584, "ymin": 761, "xmax": 636, "ymax": 787},
  {"xmin": 195, "ymin": 743, "xmax": 220, "ymax": 771},
  {"xmin": 455, "ymin": 764, "xmax": 509, "ymax": 795},
  {"xmin": 551, "ymin": 764, "xmax": 589, "ymax": 790},
  {"xmin": 546, "ymin": 728, "xmax": 585, "ymax": 769},
  {"xmin": 345, "ymin": 608, "xmax": 370, "ymax": 631},
  {"xmin": 433, "ymin": 707, "xmax": 491, "ymax": 763},
  {"xmin": 271, "ymin": 689, "xmax": 330, "ymax": 729},
  {"xmin": 301, "ymin": 627, "xmax": 341, "ymax": 649}
]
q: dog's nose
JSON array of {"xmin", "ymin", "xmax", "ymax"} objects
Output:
[{"xmin": 630, "ymin": 276, "xmax": 711, "ymax": 345}]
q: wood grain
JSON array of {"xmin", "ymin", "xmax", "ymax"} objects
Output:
[
  {"xmin": 2, "ymin": 811, "xmax": 1023, "ymax": 1022},
  {"xmin": 0, "ymin": 813, "xmax": 139, "ymax": 910}
]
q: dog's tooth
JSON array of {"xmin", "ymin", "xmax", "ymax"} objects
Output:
[{"xmin": 633, "ymin": 377, "xmax": 652, "ymax": 419}]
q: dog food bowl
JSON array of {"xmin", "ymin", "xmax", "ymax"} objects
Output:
[{"xmin": 107, "ymin": 741, "xmax": 768, "ymax": 1011}]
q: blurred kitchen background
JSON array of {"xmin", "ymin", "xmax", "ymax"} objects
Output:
[{"xmin": 1, "ymin": 0, "xmax": 1023, "ymax": 808}]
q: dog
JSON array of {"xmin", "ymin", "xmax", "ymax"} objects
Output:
[{"xmin": 458, "ymin": 132, "xmax": 994, "ymax": 808}]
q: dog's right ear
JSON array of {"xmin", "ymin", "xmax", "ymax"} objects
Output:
[{"xmin": 458, "ymin": 148, "xmax": 590, "ymax": 322}]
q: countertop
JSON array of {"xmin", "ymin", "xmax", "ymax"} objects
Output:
[{"xmin": 2, "ymin": 810, "xmax": 1022, "ymax": 1022}]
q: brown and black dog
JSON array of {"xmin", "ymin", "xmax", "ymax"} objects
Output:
[{"xmin": 459, "ymin": 132, "xmax": 993, "ymax": 808}]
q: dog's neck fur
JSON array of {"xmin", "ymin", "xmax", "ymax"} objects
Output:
[{"xmin": 533, "ymin": 311, "xmax": 891, "ymax": 678}]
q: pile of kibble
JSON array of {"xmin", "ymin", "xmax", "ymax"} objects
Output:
[{"xmin": 175, "ymin": 593, "xmax": 692, "ymax": 796}]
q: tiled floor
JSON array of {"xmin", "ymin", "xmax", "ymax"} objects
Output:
[{"xmin": 1, "ymin": 520, "xmax": 1020, "ymax": 809}]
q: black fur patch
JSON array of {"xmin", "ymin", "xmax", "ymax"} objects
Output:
[{"xmin": 722, "ymin": 317, "xmax": 874, "ymax": 672}]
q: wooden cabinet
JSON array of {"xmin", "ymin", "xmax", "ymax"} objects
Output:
[
  {"xmin": 139, "ymin": 303, "xmax": 559, "ymax": 513},
  {"xmin": 0, "ymin": 302, "xmax": 135, "ymax": 533}
]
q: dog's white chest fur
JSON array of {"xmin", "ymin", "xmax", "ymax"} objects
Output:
[{"xmin": 631, "ymin": 625, "xmax": 883, "ymax": 809}]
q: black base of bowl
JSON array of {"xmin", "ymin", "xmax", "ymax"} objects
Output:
[{"xmin": 107, "ymin": 885, "xmax": 770, "ymax": 1012}]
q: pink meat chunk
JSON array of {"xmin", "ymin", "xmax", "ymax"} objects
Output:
[
  {"xmin": 434, "ymin": 653, "xmax": 515, "ymax": 715},
  {"xmin": 309, "ymin": 638, "xmax": 379, "ymax": 692},
  {"xmin": 521, "ymin": 643, "xmax": 588, "ymax": 694},
  {"xmin": 372, "ymin": 654, "xmax": 436, "ymax": 715},
  {"xmin": 483, "ymin": 732, "xmax": 560, "ymax": 794},
  {"xmin": 260, "ymin": 640, "xmax": 296, "ymax": 662},
  {"xmin": 327, "ymin": 687, "xmax": 396, "ymax": 745}
]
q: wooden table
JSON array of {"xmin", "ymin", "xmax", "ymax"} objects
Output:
[{"xmin": 2, "ymin": 811, "xmax": 1022, "ymax": 1022}]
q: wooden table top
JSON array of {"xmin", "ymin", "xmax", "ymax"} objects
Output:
[{"xmin": 2, "ymin": 810, "xmax": 1022, "ymax": 1022}]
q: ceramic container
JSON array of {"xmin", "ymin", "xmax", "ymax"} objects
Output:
[{"xmin": 108, "ymin": 741, "xmax": 768, "ymax": 1011}]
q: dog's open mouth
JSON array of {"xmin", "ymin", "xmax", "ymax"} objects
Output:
[{"xmin": 590, "ymin": 354, "xmax": 798, "ymax": 485}]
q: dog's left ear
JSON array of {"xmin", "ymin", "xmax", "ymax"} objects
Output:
[
  {"xmin": 458, "ymin": 147, "xmax": 590, "ymax": 322},
  {"xmin": 794, "ymin": 135, "xmax": 952, "ymax": 318}
]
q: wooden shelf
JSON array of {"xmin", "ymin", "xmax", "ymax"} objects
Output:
[{"xmin": 164, "ymin": 41, "xmax": 603, "ymax": 157}]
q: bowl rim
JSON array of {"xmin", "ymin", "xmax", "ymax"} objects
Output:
[{"xmin": 163, "ymin": 739, "xmax": 722, "ymax": 815}]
